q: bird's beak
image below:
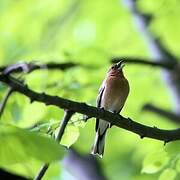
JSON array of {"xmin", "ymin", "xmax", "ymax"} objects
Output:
[{"xmin": 116, "ymin": 61, "xmax": 125, "ymax": 70}]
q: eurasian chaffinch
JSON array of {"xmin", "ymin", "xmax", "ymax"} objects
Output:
[{"xmin": 91, "ymin": 61, "xmax": 129, "ymax": 157}]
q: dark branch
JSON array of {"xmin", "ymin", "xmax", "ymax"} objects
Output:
[
  {"xmin": 143, "ymin": 104, "xmax": 180, "ymax": 124},
  {"xmin": 55, "ymin": 110, "xmax": 74, "ymax": 141},
  {"xmin": 34, "ymin": 164, "xmax": 49, "ymax": 180},
  {"xmin": 152, "ymin": 38, "xmax": 177, "ymax": 63},
  {"xmin": 111, "ymin": 57, "xmax": 175, "ymax": 70},
  {"xmin": 0, "ymin": 74, "xmax": 180, "ymax": 142},
  {"xmin": 0, "ymin": 87, "xmax": 14, "ymax": 118},
  {"xmin": 34, "ymin": 110, "xmax": 74, "ymax": 180},
  {"xmin": 0, "ymin": 62, "xmax": 79, "ymax": 75}
]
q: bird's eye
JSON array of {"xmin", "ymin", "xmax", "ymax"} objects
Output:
[{"xmin": 112, "ymin": 66, "xmax": 115, "ymax": 69}]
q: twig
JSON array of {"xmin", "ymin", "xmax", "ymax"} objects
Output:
[
  {"xmin": 122, "ymin": 0, "xmax": 177, "ymax": 63},
  {"xmin": 1, "ymin": 62, "xmax": 79, "ymax": 75},
  {"xmin": 143, "ymin": 104, "xmax": 180, "ymax": 124},
  {"xmin": 34, "ymin": 164, "xmax": 49, "ymax": 180},
  {"xmin": 111, "ymin": 57, "xmax": 175, "ymax": 70},
  {"xmin": 0, "ymin": 74, "xmax": 180, "ymax": 143},
  {"xmin": 55, "ymin": 110, "xmax": 74, "ymax": 141},
  {"xmin": 34, "ymin": 110, "xmax": 74, "ymax": 180},
  {"xmin": 0, "ymin": 87, "xmax": 14, "ymax": 118}
]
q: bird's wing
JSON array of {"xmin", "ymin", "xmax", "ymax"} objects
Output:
[
  {"xmin": 97, "ymin": 85, "xmax": 105, "ymax": 107},
  {"xmin": 96, "ymin": 81, "xmax": 105, "ymax": 131}
]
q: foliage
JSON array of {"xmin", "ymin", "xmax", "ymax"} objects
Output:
[{"xmin": 0, "ymin": 0, "xmax": 179, "ymax": 179}]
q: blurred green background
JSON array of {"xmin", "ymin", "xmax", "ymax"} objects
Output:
[{"xmin": 0, "ymin": 0, "xmax": 180, "ymax": 179}]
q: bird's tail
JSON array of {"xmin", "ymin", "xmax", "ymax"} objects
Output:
[{"xmin": 91, "ymin": 130, "xmax": 107, "ymax": 158}]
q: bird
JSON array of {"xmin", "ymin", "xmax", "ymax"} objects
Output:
[{"xmin": 91, "ymin": 61, "xmax": 130, "ymax": 157}]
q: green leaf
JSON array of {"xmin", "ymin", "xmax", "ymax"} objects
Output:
[
  {"xmin": 176, "ymin": 157, "xmax": 180, "ymax": 172},
  {"xmin": 57, "ymin": 125, "xmax": 79, "ymax": 148},
  {"xmin": 165, "ymin": 142, "xmax": 180, "ymax": 156},
  {"xmin": 11, "ymin": 101, "xmax": 22, "ymax": 122},
  {"xmin": 0, "ymin": 125, "xmax": 65, "ymax": 165},
  {"xmin": 142, "ymin": 150, "xmax": 170, "ymax": 174},
  {"xmin": 30, "ymin": 119, "xmax": 59, "ymax": 133},
  {"xmin": 70, "ymin": 113, "xmax": 86, "ymax": 128},
  {"xmin": 22, "ymin": 102, "xmax": 46, "ymax": 125},
  {"xmin": 2, "ymin": 158, "xmax": 42, "ymax": 179},
  {"xmin": 159, "ymin": 168, "xmax": 177, "ymax": 180}
]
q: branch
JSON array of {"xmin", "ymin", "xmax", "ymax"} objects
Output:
[
  {"xmin": 0, "ymin": 74, "xmax": 180, "ymax": 143},
  {"xmin": 143, "ymin": 104, "xmax": 180, "ymax": 124},
  {"xmin": 122, "ymin": 0, "xmax": 180, "ymax": 114},
  {"xmin": 0, "ymin": 87, "xmax": 14, "ymax": 118},
  {"xmin": 111, "ymin": 57, "xmax": 175, "ymax": 70},
  {"xmin": 34, "ymin": 110, "xmax": 74, "ymax": 180},
  {"xmin": 122, "ymin": 0, "xmax": 177, "ymax": 63},
  {"xmin": 0, "ymin": 62, "xmax": 79, "ymax": 75},
  {"xmin": 55, "ymin": 110, "xmax": 74, "ymax": 141}
]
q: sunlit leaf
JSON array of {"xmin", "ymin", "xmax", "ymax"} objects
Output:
[
  {"xmin": 30, "ymin": 119, "xmax": 59, "ymax": 133},
  {"xmin": 176, "ymin": 157, "xmax": 180, "ymax": 172},
  {"xmin": 70, "ymin": 113, "xmax": 86, "ymax": 128},
  {"xmin": 11, "ymin": 101, "xmax": 22, "ymax": 122},
  {"xmin": 56, "ymin": 125, "xmax": 79, "ymax": 148},
  {"xmin": 142, "ymin": 150, "xmax": 170, "ymax": 174},
  {"xmin": 0, "ymin": 125, "xmax": 65, "ymax": 165},
  {"xmin": 165, "ymin": 142, "xmax": 180, "ymax": 156},
  {"xmin": 158, "ymin": 168, "xmax": 177, "ymax": 180}
]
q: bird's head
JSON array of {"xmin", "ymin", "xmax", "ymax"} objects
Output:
[{"xmin": 108, "ymin": 61, "xmax": 125, "ymax": 76}]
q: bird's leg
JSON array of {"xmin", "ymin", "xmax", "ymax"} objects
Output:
[{"xmin": 108, "ymin": 110, "xmax": 117, "ymax": 128}]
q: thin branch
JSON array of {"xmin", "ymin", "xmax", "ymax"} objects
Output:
[
  {"xmin": 122, "ymin": 0, "xmax": 177, "ymax": 63},
  {"xmin": 0, "ymin": 74, "xmax": 180, "ymax": 143},
  {"xmin": 122, "ymin": 0, "xmax": 180, "ymax": 114},
  {"xmin": 0, "ymin": 62, "xmax": 79, "ymax": 75},
  {"xmin": 34, "ymin": 110, "xmax": 74, "ymax": 180},
  {"xmin": 0, "ymin": 87, "xmax": 14, "ymax": 118},
  {"xmin": 143, "ymin": 103, "xmax": 180, "ymax": 124},
  {"xmin": 111, "ymin": 57, "xmax": 175, "ymax": 70},
  {"xmin": 55, "ymin": 110, "xmax": 74, "ymax": 141},
  {"xmin": 34, "ymin": 164, "xmax": 49, "ymax": 180}
]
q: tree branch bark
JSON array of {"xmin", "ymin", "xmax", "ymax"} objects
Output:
[
  {"xmin": 143, "ymin": 103, "xmax": 180, "ymax": 124},
  {"xmin": 0, "ymin": 87, "xmax": 14, "ymax": 118},
  {"xmin": 34, "ymin": 110, "xmax": 74, "ymax": 180},
  {"xmin": 0, "ymin": 62, "xmax": 79, "ymax": 75},
  {"xmin": 111, "ymin": 57, "xmax": 175, "ymax": 70},
  {"xmin": 0, "ymin": 74, "xmax": 180, "ymax": 143}
]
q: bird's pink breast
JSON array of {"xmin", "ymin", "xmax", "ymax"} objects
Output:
[{"xmin": 101, "ymin": 76, "xmax": 129, "ymax": 112}]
